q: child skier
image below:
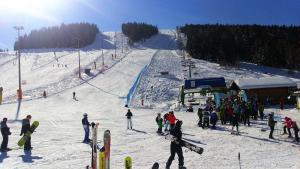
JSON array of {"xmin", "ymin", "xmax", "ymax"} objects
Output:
[
  {"xmin": 126, "ymin": 109, "xmax": 133, "ymax": 129},
  {"xmin": 155, "ymin": 113, "xmax": 163, "ymax": 134},
  {"xmin": 1, "ymin": 118, "xmax": 11, "ymax": 152},
  {"xmin": 82, "ymin": 113, "xmax": 91, "ymax": 143},
  {"xmin": 163, "ymin": 112, "xmax": 170, "ymax": 131}
]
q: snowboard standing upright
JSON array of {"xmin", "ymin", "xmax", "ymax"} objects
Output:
[
  {"xmin": 103, "ymin": 130, "xmax": 111, "ymax": 169},
  {"xmin": 18, "ymin": 121, "xmax": 39, "ymax": 147},
  {"xmin": 91, "ymin": 122, "xmax": 99, "ymax": 169},
  {"xmin": 165, "ymin": 134, "xmax": 204, "ymax": 154}
]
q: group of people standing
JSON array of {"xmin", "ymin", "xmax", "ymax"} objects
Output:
[{"xmin": 0, "ymin": 115, "xmax": 34, "ymax": 152}]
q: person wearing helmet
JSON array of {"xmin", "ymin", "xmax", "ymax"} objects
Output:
[
  {"xmin": 20, "ymin": 115, "xmax": 32, "ymax": 151},
  {"xmin": 166, "ymin": 120, "xmax": 186, "ymax": 169},
  {"xmin": 82, "ymin": 113, "xmax": 91, "ymax": 143}
]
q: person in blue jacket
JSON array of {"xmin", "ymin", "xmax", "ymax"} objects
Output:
[
  {"xmin": 82, "ymin": 113, "xmax": 91, "ymax": 143},
  {"xmin": 210, "ymin": 111, "xmax": 218, "ymax": 129}
]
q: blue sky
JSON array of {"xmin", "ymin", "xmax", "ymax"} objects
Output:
[{"xmin": 0, "ymin": 0, "xmax": 299, "ymax": 49}]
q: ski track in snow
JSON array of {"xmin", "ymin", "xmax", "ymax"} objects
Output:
[{"xmin": 0, "ymin": 30, "xmax": 300, "ymax": 169}]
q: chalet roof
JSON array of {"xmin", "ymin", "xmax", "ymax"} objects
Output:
[{"xmin": 232, "ymin": 77, "xmax": 297, "ymax": 90}]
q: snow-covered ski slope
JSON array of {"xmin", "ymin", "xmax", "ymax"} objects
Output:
[{"xmin": 1, "ymin": 30, "xmax": 300, "ymax": 169}]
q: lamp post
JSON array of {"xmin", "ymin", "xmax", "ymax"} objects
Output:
[
  {"xmin": 13, "ymin": 26, "xmax": 23, "ymax": 100},
  {"xmin": 74, "ymin": 38, "xmax": 81, "ymax": 78}
]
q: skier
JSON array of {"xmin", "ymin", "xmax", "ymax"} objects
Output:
[
  {"xmin": 268, "ymin": 112, "xmax": 277, "ymax": 139},
  {"xmin": 197, "ymin": 108, "xmax": 203, "ymax": 127},
  {"xmin": 155, "ymin": 113, "xmax": 163, "ymax": 134},
  {"xmin": 283, "ymin": 117, "xmax": 293, "ymax": 138},
  {"xmin": 258, "ymin": 102, "xmax": 264, "ymax": 120},
  {"xmin": 166, "ymin": 120, "xmax": 186, "ymax": 169},
  {"xmin": 210, "ymin": 110, "xmax": 218, "ymax": 129},
  {"xmin": 73, "ymin": 91, "xmax": 76, "ymax": 100},
  {"xmin": 82, "ymin": 113, "xmax": 91, "ymax": 143},
  {"xmin": 231, "ymin": 112, "xmax": 239, "ymax": 134},
  {"xmin": 168, "ymin": 111, "xmax": 177, "ymax": 130},
  {"xmin": 43, "ymin": 90, "xmax": 47, "ymax": 98},
  {"xmin": 1, "ymin": 118, "xmax": 11, "ymax": 152},
  {"xmin": 20, "ymin": 115, "xmax": 33, "ymax": 151},
  {"xmin": 292, "ymin": 121, "xmax": 299, "ymax": 142},
  {"xmin": 126, "ymin": 109, "xmax": 133, "ymax": 129},
  {"xmin": 163, "ymin": 112, "xmax": 170, "ymax": 131},
  {"xmin": 202, "ymin": 111, "xmax": 210, "ymax": 129}
]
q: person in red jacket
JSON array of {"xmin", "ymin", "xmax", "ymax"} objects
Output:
[
  {"xmin": 168, "ymin": 111, "xmax": 177, "ymax": 130},
  {"xmin": 283, "ymin": 117, "xmax": 292, "ymax": 138}
]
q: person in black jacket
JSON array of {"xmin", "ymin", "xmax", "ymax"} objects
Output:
[
  {"xmin": 20, "ymin": 115, "xmax": 32, "ymax": 151},
  {"xmin": 268, "ymin": 112, "xmax": 277, "ymax": 139},
  {"xmin": 1, "ymin": 118, "xmax": 11, "ymax": 152},
  {"xmin": 82, "ymin": 113, "xmax": 91, "ymax": 143},
  {"xmin": 166, "ymin": 120, "xmax": 186, "ymax": 169},
  {"xmin": 126, "ymin": 109, "xmax": 133, "ymax": 129}
]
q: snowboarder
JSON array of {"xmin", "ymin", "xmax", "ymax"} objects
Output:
[
  {"xmin": 202, "ymin": 111, "xmax": 210, "ymax": 129},
  {"xmin": 268, "ymin": 112, "xmax": 277, "ymax": 139},
  {"xmin": 166, "ymin": 120, "xmax": 186, "ymax": 169},
  {"xmin": 168, "ymin": 111, "xmax": 177, "ymax": 130},
  {"xmin": 197, "ymin": 108, "xmax": 203, "ymax": 127},
  {"xmin": 82, "ymin": 113, "xmax": 91, "ymax": 143},
  {"xmin": 283, "ymin": 117, "xmax": 293, "ymax": 138},
  {"xmin": 292, "ymin": 121, "xmax": 299, "ymax": 142},
  {"xmin": 126, "ymin": 109, "xmax": 133, "ymax": 129},
  {"xmin": 1, "ymin": 118, "xmax": 11, "ymax": 152},
  {"xmin": 20, "ymin": 115, "xmax": 33, "ymax": 151},
  {"xmin": 163, "ymin": 112, "xmax": 170, "ymax": 131},
  {"xmin": 156, "ymin": 113, "xmax": 163, "ymax": 134}
]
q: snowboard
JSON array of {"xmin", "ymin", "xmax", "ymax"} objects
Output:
[
  {"xmin": 99, "ymin": 147, "xmax": 106, "ymax": 169},
  {"xmin": 17, "ymin": 121, "xmax": 39, "ymax": 147},
  {"xmin": 165, "ymin": 134, "xmax": 204, "ymax": 154},
  {"xmin": 91, "ymin": 122, "xmax": 99, "ymax": 169},
  {"xmin": 104, "ymin": 130, "xmax": 111, "ymax": 169},
  {"xmin": 124, "ymin": 156, "xmax": 132, "ymax": 169}
]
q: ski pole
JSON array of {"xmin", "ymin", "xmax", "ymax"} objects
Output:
[{"xmin": 238, "ymin": 152, "xmax": 241, "ymax": 169}]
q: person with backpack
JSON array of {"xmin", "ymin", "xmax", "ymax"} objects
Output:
[
  {"xmin": 166, "ymin": 120, "xmax": 186, "ymax": 169},
  {"xmin": 155, "ymin": 113, "xmax": 163, "ymax": 134},
  {"xmin": 20, "ymin": 115, "xmax": 33, "ymax": 151},
  {"xmin": 268, "ymin": 112, "xmax": 277, "ymax": 139},
  {"xmin": 1, "ymin": 118, "xmax": 11, "ymax": 152},
  {"xmin": 82, "ymin": 113, "xmax": 91, "ymax": 143},
  {"xmin": 126, "ymin": 109, "xmax": 133, "ymax": 129}
]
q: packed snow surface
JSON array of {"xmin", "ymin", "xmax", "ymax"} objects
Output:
[{"xmin": 0, "ymin": 30, "xmax": 300, "ymax": 169}]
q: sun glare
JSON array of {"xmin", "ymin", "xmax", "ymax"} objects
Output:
[{"xmin": 0, "ymin": 0, "xmax": 61, "ymax": 22}]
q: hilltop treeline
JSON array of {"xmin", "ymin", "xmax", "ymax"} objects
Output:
[
  {"xmin": 14, "ymin": 23, "xmax": 99, "ymax": 50},
  {"xmin": 180, "ymin": 24, "xmax": 300, "ymax": 69},
  {"xmin": 122, "ymin": 22, "xmax": 158, "ymax": 44}
]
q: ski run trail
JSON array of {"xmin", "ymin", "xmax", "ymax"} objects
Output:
[{"xmin": 1, "ymin": 30, "xmax": 300, "ymax": 169}]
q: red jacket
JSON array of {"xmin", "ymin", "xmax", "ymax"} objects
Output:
[
  {"xmin": 284, "ymin": 118, "xmax": 293, "ymax": 128},
  {"xmin": 168, "ymin": 113, "xmax": 177, "ymax": 125}
]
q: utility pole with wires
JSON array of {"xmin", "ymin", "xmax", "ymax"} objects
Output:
[{"xmin": 13, "ymin": 26, "xmax": 24, "ymax": 100}]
